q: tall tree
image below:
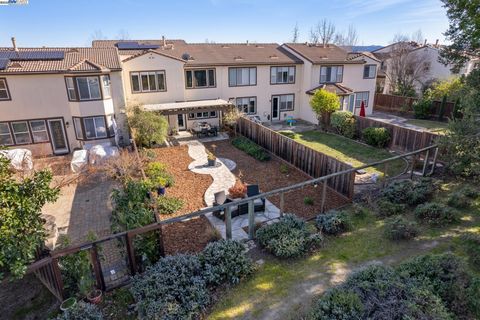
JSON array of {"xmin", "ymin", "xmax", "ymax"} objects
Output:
[
  {"xmin": 292, "ymin": 22, "xmax": 300, "ymax": 43},
  {"xmin": 310, "ymin": 19, "xmax": 336, "ymax": 46},
  {"xmin": 440, "ymin": 0, "xmax": 480, "ymax": 72},
  {"xmin": 334, "ymin": 24, "xmax": 359, "ymax": 48}
]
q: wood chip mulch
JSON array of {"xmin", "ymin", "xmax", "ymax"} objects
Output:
[
  {"xmin": 151, "ymin": 146, "xmax": 215, "ymax": 255},
  {"xmin": 205, "ymin": 140, "xmax": 350, "ymax": 220}
]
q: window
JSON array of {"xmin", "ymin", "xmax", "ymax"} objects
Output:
[
  {"xmin": 29, "ymin": 120, "xmax": 49, "ymax": 143},
  {"xmin": 363, "ymin": 65, "xmax": 376, "ymax": 79},
  {"xmin": 0, "ymin": 123, "xmax": 13, "ymax": 145},
  {"xmin": 83, "ymin": 116, "xmax": 107, "ymax": 139},
  {"xmin": 229, "ymin": 67, "xmax": 256, "ymax": 86},
  {"xmin": 320, "ymin": 66, "xmax": 343, "ymax": 83},
  {"xmin": 271, "ymin": 66, "xmax": 295, "ymax": 84},
  {"xmin": 187, "ymin": 111, "xmax": 217, "ymax": 120},
  {"xmin": 236, "ymin": 97, "xmax": 256, "ymax": 114},
  {"xmin": 101, "ymin": 75, "xmax": 111, "ymax": 98},
  {"xmin": 130, "ymin": 71, "xmax": 166, "ymax": 93},
  {"xmin": 185, "ymin": 69, "xmax": 215, "ymax": 88},
  {"xmin": 73, "ymin": 117, "xmax": 83, "ymax": 140},
  {"xmin": 77, "ymin": 76, "xmax": 101, "ymax": 100},
  {"xmin": 355, "ymin": 91, "xmax": 369, "ymax": 108},
  {"xmin": 11, "ymin": 121, "xmax": 32, "ymax": 144},
  {"xmin": 0, "ymin": 78, "xmax": 10, "ymax": 100},
  {"xmin": 279, "ymin": 94, "xmax": 294, "ymax": 111},
  {"xmin": 65, "ymin": 77, "xmax": 77, "ymax": 100}
]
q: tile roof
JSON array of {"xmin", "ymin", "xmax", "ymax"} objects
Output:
[
  {"xmin": 306, "ymin": 83, "xmax": 354, "ymax": 96},
  {"xmin": 283, "ymin": 43, "xmax": 365, "ymax": 64},
  {"xmin": 93, "ymin": 40, "xmax": 303, "ymax": 66},
  {"xmin": 0, "ymin": 47, "xmax": 121, "ymax": 74}
]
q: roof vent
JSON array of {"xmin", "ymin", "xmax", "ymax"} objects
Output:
[
  {"xmin": 255, "ymin": 45, "xmax": 264, "ymax": 48},
  {"xmin": 221, "ymin": 45, "xmax": 230, "ymax": 48},
  {"xmin": 269, "ymin": 55, "xmax": 278, "ymax": 59},
  {"xmin": 234, "ymin": 56, "xmax": 244, "ymax": 61},
  {"xmin": 181, "ymin": 52, "xmax": 190, "ymax": 60},
  {"xmin": 10, "ymin": 62, "xmax": 22, "ymax": 68},
  {"xmin": 67, "ymin": 48, "xmax": 79, "ymax": 53}
]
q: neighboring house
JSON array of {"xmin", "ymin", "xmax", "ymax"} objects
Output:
[
  {"xmin": 373, "ymin": 41, "xmax": 475, "ymax": 96},
  {"xmin": 0, "ymin": 44, "xmax": 127, "ymax": 156}
]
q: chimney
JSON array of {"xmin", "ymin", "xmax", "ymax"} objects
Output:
[
  {"xmin": 435, "ymin": 39, "xmax": 439, "ymax": 47},
  {"xmin": 11, "ymin": 37, "xmax": 18, "ymax": 53},
  {"xmin": 162, "ymin": 35, "xmax": 166, "ymax": 48},
  {"xmin": 424, "ymin": 39, "xmax": 427, "ymax": 46},
  {"xmin": 246, "ymin": 40, "xmax": 249, "ymax": 46}
]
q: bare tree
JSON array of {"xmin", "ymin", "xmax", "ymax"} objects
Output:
[
  {"xmin": 309, "ymin": 19, "xmax": 335, "ymax": 46},
  {"xmin": 115, "ymin": 29, "xmax": 130, "ymax": 40},
  {"xmin": 334, "ymin": 24, "xmax": 359, "ymax": 47},
  {"xmin": 292, "ymin": 22, "xmax": 300, "ymax": 43},
  {"xmin": 309, "ymin": 27, "xmax": 319, "ymax": 44},
  {"xmin": 411, "ymin": 29, "xmax": 424, "ymax": 45},
  {"xmin": 90, "ymin": 30, "xmax": 107, "ymax": 41}
]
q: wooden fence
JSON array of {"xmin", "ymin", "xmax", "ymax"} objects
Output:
[
  {"xmin": 354, "ymin": 115, "xmax": 440, "ymax": 152},
  {"xmin": 374, "ymin": 93, "xmax": 456, "ymax": 119},
  {"xmin": 236, "ymin": 116, "xmax": 355, "ymax": 199}
]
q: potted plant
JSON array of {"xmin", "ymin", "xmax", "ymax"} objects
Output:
[
  {"xmin": 60, "ymin": 297, "xmax": 77, "ymax": 311},
  {"xmin": 228, "ymin": 181, "xmax": 247, "ymax": 199},
  {"xmin": 87, "ymin": 288, "xmax": 103, "ymax": 305},
  {"xmin": 155, "ymin": 177, "xmax": 167, "ymax": 196},
  {"xmin": 207, "ymin": 151, "xmax": 217, "ymax": 167},
  {"xmin": 78, "ymin": 275, "xmax": 103, "ymax": 304}
]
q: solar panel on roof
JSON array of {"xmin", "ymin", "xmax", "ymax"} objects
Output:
[
  {"xmin": 116, "ymin": 41, "xmax": 160, "ymax": 50},
  {"xmin": 0, "ymin": 50, "xmax": 64, "ymax": 61},
  {"xmin": 0, "ymin": 59, "xmax": 9, "ymax": 70}
]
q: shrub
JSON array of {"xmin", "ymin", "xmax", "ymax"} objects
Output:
[
  {"xmin": 128, "ymin": 107, "xmax": 168, "ymax": 147},
  {"xmin": 362, "ymin": 127, "xmax": 390, "ymax": 148},
  {"xmin": 200, "ymin": 240, "xmax": 253, "ymax": 286},
  {"xmin": 310, "ymin": 89, "xmax": 341, "ymax": 128},
  {"xmin": 316, "ymin": 210, "xmax": 352, "ymax": 235},
  {"xmin": 461, "ymin": 233, "xmax": 480, "ymax": 268},
  {"xmin": 461, "ymin": 185, "xmax": 480, "ymax": 198},
  {"xmin": 256, "ymin": 215, "xmax": 323, "ymax": 258},
  {"xmin": 228, "ymin": 180, "xmax": 247, "ymax": 199},
  {"xmin": 55, "ymin": 301, "xmax": 103, "ymax": 320},
  {"xmin": 384, "ymin": 216, "xmax": 419, "ymax": 240},
  {"xmin": 376, "ymin": 199, "xmax": 407, "ymax": 217},
  {"xmin": 467, "ymin": 277, "xmax": 480, "ymax": 318},
  {"xmin": 130, "ymin": 254, "xmax": 209, "ymax": 320},
  {"xmin": 351, "ymin": 204, "xmax": 369, "ymax": 219},
  {"xmin": 413, "ymin": 97, "xmax": 432, "ymax": 119},
  {"xmin": 331, "ymin": 111, "xmax": 356, "ymax": 138},
  {"xmin": 232, "ymin": 137, "xmax": 270, "ymax": 161},
  {"xmin": 414, "ymin": 202, "xmax": 459, "ymax": 226},
  {"xmin": 279, "ymin": 131, "xmax": 298, "ymax": 139},
  {"xmin": 446, "ymin": 192, "xmax": 472, "ymax": 209},
  {"xmin": 381, "ymin": 178, "xmax": 435, "ymax": 205},
  {"xmin": 279, "ymin": 163, "xmax": 289, "ymax": 174},
  {"xmin": 304, "ymin": 196, "xmax": 314, "ymax": 206},
  {"xmin": 156, "ymin": 196, "xmax": 184, "ymax": 215},
  {"xmin": 145, "ymin": 161, "xmax": 175, "ymax": 187},
  {"xmin": 307, "ymin": 288, "xmax": 363, "ymax": 320}
]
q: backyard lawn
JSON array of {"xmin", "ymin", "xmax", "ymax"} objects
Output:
[
  {"xmin": 281, "ymin": 130, "xmax": 406, "ymax": 177},
  {"xmin": 405, "ymin": 119, "xmax": 449, "ymax": 134},
  {"xmin": 208, "ymin": 180, "xmax": 480, "ymax": 319}
]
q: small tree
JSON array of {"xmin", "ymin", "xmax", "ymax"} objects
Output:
[
  {"xmin": 310, "ymin": 89, "xmax": 340, "ymax": 129},
  {"xmin": 223, "ymin": 107, "xmax": 242, "ymax": 136},
  {"xmin": 128, "ymin": 107, "xmax": 168, "ymax": 148},
  {"xmin": 0, "ymin": 156, "xmax": 59, "ymax": 279}
]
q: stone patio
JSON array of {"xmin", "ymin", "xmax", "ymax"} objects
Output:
[{"xmin": 263, "ymin": 119, "xmax": 317, "ymax": 133}]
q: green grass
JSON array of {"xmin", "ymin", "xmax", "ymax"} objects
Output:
[
  {"xmin": 281, "ymin": 130, "xmax": 406, "ymax": 177},
  {"xmin": 209, "ymin": 181, "xmax": 480, "ymax": 319},
  {"xmin": 405, "ymin": 119, "xmax": 449, "ymax": 134}
]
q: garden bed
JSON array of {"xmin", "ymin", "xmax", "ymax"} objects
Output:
[{"xmin": 205, "ymin": 140, "xmax": 349, "ymax": 220}]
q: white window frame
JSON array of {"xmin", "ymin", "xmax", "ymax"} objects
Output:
[
  {"xmin": 320, "ymin": 65, "xmax": 343, "ymax": 83},
  {"xmin": 229, "ymin": 67, "xmax": 256, "ymax": 86},
  {"xmin": 271, "ymin": 66, "xmax": 295, "ymax": 84},
  {"xmin": 73, "ymin": 117, "xmax": 83, "ymax": 140},
  {"xmin": 101, "ymin": 75, "xmax": 111, "ymax": 98},
  {"xmin": 355, "ymin": 91, "xmax": 369, "ymax": 108},
  {"xmin": 76, "ymin": 76, "xmax": 101, "ymax": 101},
  {"xmin": 0, "ymin": 122, "xmax": 13, "ymax": 146},
  {"xmin": 363, "ymin": 65, "xmax": 376, "ymax": 79},
  {"xmin": 236, "ymin": 97, "xmax": 257, "ymax": 115},
  {"xmin": 0, "ymin": 78, "xmax": 9, "ymax": 100},
  {"xmin": 65, "ymin": 77, "xmax": 77, "ymax": 100},
  {"xmin": 83, "ymin": 116, "xmax": 108, "ymax": 139},
  {"xmin": 185, "ymin": 69, "xmax": 215, "ymax": 88},
  {"xmin": 11, "ymin": 121, "xmax": 32, "ymax": 145},
  {"xmin": 29, "ymin": 120, "xmax": 49, "ymax": 143}
]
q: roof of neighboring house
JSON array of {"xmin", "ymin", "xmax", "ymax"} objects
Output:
[
  {"xmin": 306, "ymin": 83, "xmax": 354, "ymax": 96},
  {"xmin": 0, "ymin": 47, "xmax": 122, "ymax": 74},
  {"xmin": 92, "ymin": 40, "xmax": 304, "ymax": 66},
  {"xmin": 283, "ymin": 43, "xmax": 365, "ymax": 64},
  {"xmin": 347, "ymin": 51, "xmax": 381, "ymax": 62}
]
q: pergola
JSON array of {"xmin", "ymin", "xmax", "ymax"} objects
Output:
[{"xmin": 142, "ymin": 99, "xmax": 234, "ymax": 115}]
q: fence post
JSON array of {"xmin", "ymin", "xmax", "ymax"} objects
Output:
[
  {"xmin": 125, "ymin": 233, "xmax": 137, "ymax": 275},
  {"xmin": 321, "ymin": 180, "xmax": 328, "ymax": 213},
  {"xmin": 422, "ymin": 149, "xmax": 430, "ymax": 177},
  {"xmin": 90, "ymin": 244, "xmax": 106, "ymax": 291},
  {"xmin": 51, "ymin": 258, "xmax": 64, "ymax": 301},
  {"xmin": 225, "ymin": 206, "xmax": 232, "ymax": 240},
  {"xmin": 279, "ymin": 192, "xmax": 285, "ymax": 217},
  {"xmin": 429, "ymin": 147, "xmax": 439, "ymax": 176},
  {"xmin": 410, "ymin": 155, "xmax": 417, "ymax": 179},
  {"xmin": 248, "ymin": 200, "xmax": 255, "ymax": 240}
]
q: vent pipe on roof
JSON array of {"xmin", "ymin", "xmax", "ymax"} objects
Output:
[
  {"xmin": 11, "ymin": 37, "xmax": 18, "ymax": 53},
  {"xmin": 424, "ymin": 39, "xmax": 427, "ymax": 46},
  {"xmin": 162, "ymin": 35, "xmax": 166, "ymax": 48},
  {"xmin": 246, "ymin": 40, "xmax": 249, "ymax": 46},
  {"xmin": 435, "ymin": 39, "xmax": 439, "ymax": 47}
]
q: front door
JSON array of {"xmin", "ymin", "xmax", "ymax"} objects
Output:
[
  {"xmin": 47, "ymin": 119, "xmax": 69, "ymax": 155},
  {"xmin": 271, "ymin": 96, "xmax": 280, "ymax": 121},
  {"xmin": 177, "ymin": 114, "xmax": 186, "ymax": 131}
]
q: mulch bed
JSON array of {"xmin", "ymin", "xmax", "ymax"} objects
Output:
[
  {"xmin": 205, "ymin": 140, "xmax": 350, "ymax": 220},
  {"xmin": 151, "ymin": 146, "xmax": 215, "ymax": 255}
]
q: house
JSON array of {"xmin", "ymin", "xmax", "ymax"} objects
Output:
[{"xmin": 0, "ymin": 39, "xmax": 127, "ymax": 156}]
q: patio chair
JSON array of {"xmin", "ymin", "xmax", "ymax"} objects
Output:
[
  {"xmin": 212, "ymin": 191, "xmax": 235, "ymax": 219},
  {"xmin": 208, "ymin": 126, "xmax": 218, "ymax": 137},
  {"xmin": 247, "ymin": 184, "xmax": 266, "ymax": 212},
  {"xmin": 200, "ymin": 127, "xmax": 209, "ymax": 138}
]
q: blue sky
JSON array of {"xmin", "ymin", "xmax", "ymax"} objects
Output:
[{"xmin": 0, "ymin": 0, "xmax": 449, "ymax": 47}]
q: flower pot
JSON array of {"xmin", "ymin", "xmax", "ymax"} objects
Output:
[
  {"xmin": 157, "ymin": 186, "xmax": 166, "ymax": 196},
  {"xmin": 208, "ymin": 159, "xmax": 216, "ymax": 167},
  {"xmin": 60, "ymin": 297, "xmax": 77, "ymax": 311},
  {"xmin": 87, "ymin": 289, "xmax": 103, "ymax": 304}
]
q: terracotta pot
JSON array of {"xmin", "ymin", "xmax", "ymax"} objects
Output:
[{"xmin": 87, "ymin": 289, "xmax": 103, "ymax": 304}]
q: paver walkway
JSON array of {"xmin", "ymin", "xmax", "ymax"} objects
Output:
[{"xmin": 368, "ymin": 112, "xmax": 427, "ymax": 131}]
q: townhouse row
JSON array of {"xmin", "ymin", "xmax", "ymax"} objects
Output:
[{"xmin": 0, "ymin": 38, "xmax": 379, "ymax": 156}]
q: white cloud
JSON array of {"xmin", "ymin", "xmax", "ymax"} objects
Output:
[{"xmin": 335, "ymin": 0, "xmax": 415, "ymax": 18}]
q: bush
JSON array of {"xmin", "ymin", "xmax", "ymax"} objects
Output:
[
  {"xmin": 376, "ymin": 199, "xmax": 407, "ymax": 217},
  {"xmin": 461, "ymin": 233, "xmax": 480, "ymax": 268},
  {"xmin": 228, "ymin": 180, "xmax": 247, "ymax": 199},
  {"xmin": 56, "ymin": 301, "xmax": 103, "ymax": 320},
  {"xmin": 351, "ymin": 204, "xmax": 369, "ymax": 219},
  {"xmin": 156, "ymin": 196, "xmax": 184, "ymax": 215},
  {"xmin": 145, "ymin": 162, "xmax": 175, "ymax": 187},
  {"xmin": 413, "ymin": 98, "xmax": 432, "ymax": 119},
  {"xmin": 232, "ymin": 137, "xmax": 270, "ymax": 161},
  {"xmin": 331, "ymin": 111, "xmax": 356, "ymax": 138},
  {"xmin": 384, "ymin": 216, "xmax": 419, "ymax": 240},
  {"xmin": 279, "ymin": 163, "xmax": 289, "ymax": 174},
  {"xmin": 461, "ymin": 185, "xmax": 480, "ymax": 198},
  {"xmin": 304, "ymin": 196, "xmax": 314, "ymax": 206},
  {"xmin": 128, "ymin": 107, "xmax": 168, "ymax": 147},
  {"xmin": 200, "ymin": 240, "xmax": 253, "ymax": 286},
  {"xmin": 279, "ymin": 131, "xmax": 298, "ymax": 139},
  {"xmin": 316, "ymin": 210, "xmax": 352, "ymax": 235},
  {"xmin": 414, "ymin": 202, "xmax": 459, "ymax": 226},
  {"xmin": 307, "ymin": 288, "xmax": 363, "ymax": 320},
  {"xmin": 362, "ymin": 127, "xmax": 390, "ymax": 148},
  {"xmin": 446, "ymin": 192, "xmax": 472, "ymax": 209},
  {"xmin": 381, "ymin": 178, "xmax": 436, "ymax": 205},
  {"xmin": 467, "ymin": 277, "xmax": 480, "ymax": 318},
  {"xmin": 256, "ymin": 215, "xmax": 323, "ymax": 258},
  {"xmin": 130, "ymin": 254, "xmax": 210, "ymax": 320}
]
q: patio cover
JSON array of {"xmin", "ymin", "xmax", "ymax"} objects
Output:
[
  {"xmin": 143, "ymin": 99, "xmax": 234, "ymax": 115},
  {"xmin": 306, "ymin": 83, "xmax": 354, "ymax": 96}
]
